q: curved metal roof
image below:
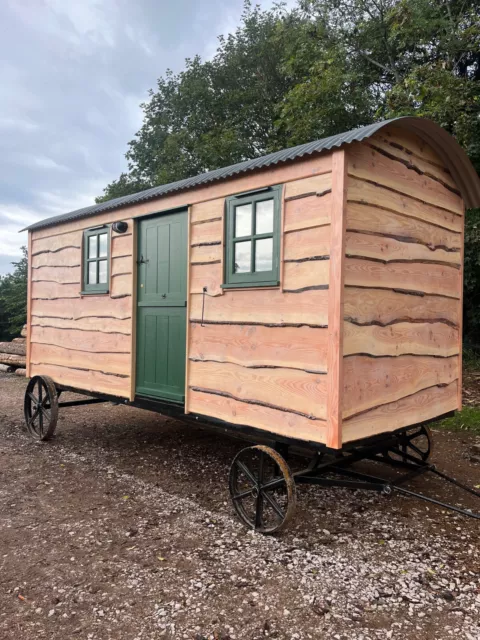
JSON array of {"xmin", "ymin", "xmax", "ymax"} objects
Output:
[{"xmin": 24, "ymin": 116, "xmax": 480, "ymax": 232}]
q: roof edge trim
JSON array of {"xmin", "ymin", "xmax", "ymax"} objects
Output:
[{"xmin": 23, "ymin": 117, "xmax": 480, "ymax": 233}]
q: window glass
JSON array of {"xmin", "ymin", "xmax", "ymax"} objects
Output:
[
  {"xmin": 256, "ymin": 199, "xmax": 274, "ymax": 235},
  {"xmin": 88, "ymin": 235, "xmax": 98, "ymax": 259},
  {"xmin": 234, "ymin": 241, "xmax": 251, "ymax": 273},
  {"xmin": 98, "ymin": 259, "xmax": 108, "ymax": 284},
  {"xmin": 83, "ymin": 227, "xmax": 110, "ymax": 293},
  {"xmin": 88, "ymin": 261, "xmax": 97, "ymax": 285},
  {"xmin": 235, "ymin": 204, "xmax": 252, "ymax": 237},
  {"xmin": 255, "ymin": 238, "xmax": 273, "ymax": 272},
  {"xmin": 225, "ymin": 186, "xmax": 280, "ymax": 287},
  {"xmin": 98, "ymin": 233, "xmax": 108, "ymax": 258}
]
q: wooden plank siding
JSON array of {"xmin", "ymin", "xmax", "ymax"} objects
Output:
[
  {"xmin": 27, "ymin": 155, "xmax": 333, "ymax": 438},
  {"xmin": 29, "ymin": 226, "xmax": 134, "ymax": 398},
  {"xmin": 26, "ymin": 124, "xmax": 467, "ymax": 449},
  {"xmin": 341, "ymin": 129, "xmax": 463, "ymax": 443},
  {"xmin": 342, "ymin": 381, "xmax": 459, "ymax": 443},
  {"xmin": 186, "ymin": 166, "xmax": 333, "ymax": 444}
]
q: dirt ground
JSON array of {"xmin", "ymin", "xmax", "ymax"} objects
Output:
[{"xmin": 0, "ymin": 373, "xmax": 479, "ymax": 640}]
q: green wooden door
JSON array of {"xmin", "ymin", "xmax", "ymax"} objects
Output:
[{"xmin": 136, "ymin": 210, "xmax": 188, "ymax": 402}]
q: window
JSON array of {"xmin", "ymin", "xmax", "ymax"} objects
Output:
[
  {"xmin": 82, "ymin": 226, "xmax": 110, "ymax": 294},
  {"xmin": 224, "ymin": 185, "xmax": 281, "ymax": 288}
]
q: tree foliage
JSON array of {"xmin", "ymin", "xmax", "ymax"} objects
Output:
[
  {"xmin": 0, "ymin": 248, "xmax": 28, "ymax": 341},
  {"xmin": 96, "ymin": 0, "xmax": 480, "ymax": 340}
]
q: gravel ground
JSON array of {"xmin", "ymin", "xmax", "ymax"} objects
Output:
[{"xmin": 0, "ymin": 372, "xmax": 479, "ymax": 640}]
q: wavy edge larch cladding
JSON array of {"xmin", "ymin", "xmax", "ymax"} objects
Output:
[
  {"xmin": 187, "ymin": 164, "xmax": 333, "ymax": 444},
  {"xmin": 341, "ymin": 126, "xmax": 464, "ymax": 443},
  {"xmin": 29, "ymin": 225, "xmax": 134, "ymax": 397},
  {"xmin": 24, "ymin": 119, "xmax": 472, "ymax": 450}
]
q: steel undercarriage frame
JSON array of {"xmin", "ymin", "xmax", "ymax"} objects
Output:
[
  {"xmin": 23, "ymin": 376, "xmax": 480, "ymax": 533},
  {"xmin": 291, "ymin": 437, "xmax": 480, "ymax": 520}
]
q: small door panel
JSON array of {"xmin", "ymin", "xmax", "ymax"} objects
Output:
[
  {"xmin": 136, "ymin": 210, "xmax": 187, "ymax": 402},
  {"xmin": 136, "ymin": 307, "xmax": 187, "ymax": 402},
  {"xmin": 138, "ymin": 213, "xmax": 187, "ymax": 307}
]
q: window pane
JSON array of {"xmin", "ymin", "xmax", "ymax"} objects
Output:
[
  {"xmin": 88, "ymin": 235, "xmax": 98, "ymax": 259},
  {"xmin": 235, "ymin": 204, "xmax": 252, "ymax": 237},
  {"xmin": 98, "ymin": 233, "xmax": 108, "ymax": 257},
  {"xmin": 88, "ymin": 261, "xmax": 97, "ymax": 285},
  {"xmin": 256, "ymin": 199, "xmax": 274, "ymax": 234},
  {"xmin": 255, "ymin": 238, "xmax": 273, "ymax": 272},
  {"xmin": 234, "ymin": 241, "xmax": 251, "ymax": 273},
  {"xmin": 98, "ymin": 260, "xmax": 108, "ymax": 284}
]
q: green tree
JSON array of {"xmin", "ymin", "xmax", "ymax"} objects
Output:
[
  {"xmin": 97, "ymin": 0, "xmax": 480, "ymax": 340},
  {"xmin": 96, "ymin": 3, "xmax": 300, "ymax": 202},
  {"xmin": 0, "ymin": 248, "xmax": 28, "ymax": 341}
]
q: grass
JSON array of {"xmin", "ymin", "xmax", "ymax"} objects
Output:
[{"xmin": 432, "ymin": 406, "xmax": 480, "ymax": 434}]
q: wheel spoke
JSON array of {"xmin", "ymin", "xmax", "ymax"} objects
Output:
[
  {"xmin": 260, "ymin": 476, "xmax": 286, "ymax": 492},
  {"xmin": 255, "ymin": 492, "xmax": 264, "ymax": 530},
  {"xmin": 28, "ymin": 407, "xmax": 40, "ymax": 427},
  {"xmin": 232, "ymin": 487, "xmax": 256, "ymax": 501},
  {"xmin": 28, "ymin": 392, "xmax": 39, "ymax": 406},
  {"xmin": 407, "ymin": 428, "xmax": 423, "ymax": 441},
  {"xmin": 40, "ymin": 406, "xmax": 51, "ymax": 423},
  {"xmin": 409, "ymin": 442, "xmax": 424, "ymax": 457},
  {"xmin": 261, "ymin": 489, "xmax": 284, "ymax": 520},
  {"xmin": 236, "ymin": 460, "xmax": 257, "ymax": 486}
]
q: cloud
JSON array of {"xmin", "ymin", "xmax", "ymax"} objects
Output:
[{"xmin": 0, "ymin": 0, "xmax": 285, "ymax": 276}]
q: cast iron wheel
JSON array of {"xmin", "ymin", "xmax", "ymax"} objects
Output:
[
  {"xmin": 385, "ymin": 425, "xmax": 434, "ymax": 463},
  {"xmin": 229, "ymin": 445, "xmax": 296, "ymax": 534},
  {"xmin": 24, "ymin": 375, "xmax": 59, "ymax": 441}
]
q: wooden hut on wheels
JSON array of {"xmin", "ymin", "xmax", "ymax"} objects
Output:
[{"xmin": 21, "ymin": 117, "xmax": 480, "ymax": 531}]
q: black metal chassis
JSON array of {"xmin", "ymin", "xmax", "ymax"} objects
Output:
[{"xmin": 54, "ymin": 384, "xmax": 480, "ymax": 520}]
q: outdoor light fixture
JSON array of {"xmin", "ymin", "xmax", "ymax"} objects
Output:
[{"xmin": 112, "ymin": 221, "xmax": 128, "ymax": 233}]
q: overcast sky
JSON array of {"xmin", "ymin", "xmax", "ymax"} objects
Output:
[{"xmin": 0, "ymin": 0, "xmax": 290, "ymax": 276}]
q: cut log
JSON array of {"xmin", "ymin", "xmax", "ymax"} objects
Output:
[
  {"xmin": 21, "ymin": 325, "xmax": 27, "ymax": 338},
  {"xmin": 0, "ymin": 364, "xmax": 13, "ymax": 373},
  {"xmin": 12, "ymin": 337, "xmax": 26, "ymax": 344},
  {"xmin": 0, "ymin": 342, "xmax": 26, "ymax": 356},
  {"xmin": 0, "ymin": 353, "xmax": 26, "ymax": 367},
  {"xmin": 14, "ymin": 368, "xmax": 26, "ymax": 377}
]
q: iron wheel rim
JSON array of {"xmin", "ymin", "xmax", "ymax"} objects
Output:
[
  {"xmin": 385, "ymin": 425, "xmax": 433, "ymax": 463},
  {"xmin": 229, "ymin": 445, "xmax": 296, "ymax": 534}
]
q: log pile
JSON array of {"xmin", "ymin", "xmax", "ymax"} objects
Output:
[{"xmin": 0, "ymin": 325, "xmax": 26, "ymax": 374}]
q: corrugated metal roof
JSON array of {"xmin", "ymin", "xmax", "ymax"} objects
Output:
[{"xmin": 24, "ymin": 117, "xmax": 480, "ymax": 232}]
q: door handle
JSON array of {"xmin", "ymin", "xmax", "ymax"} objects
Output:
[
  {"xmin": 137, "ymin": 255, "xmax": 149, "ymax": 265},
  {"xmin": 161, "ymin": 293, "xmax": 167, "ymax": 299}
]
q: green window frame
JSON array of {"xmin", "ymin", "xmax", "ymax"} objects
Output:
[
  {"xmin": 81, "ymin": 226, "xmax": 110, "ymax": 294},
  {"xmin": 223, "ymin": 185, "xmax": 282, "ymax": 288}
]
